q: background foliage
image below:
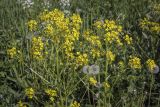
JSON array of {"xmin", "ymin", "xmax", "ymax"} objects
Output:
[{"xmin": 0, "ymin": 0, "xmax": 160, "ymax": 107}]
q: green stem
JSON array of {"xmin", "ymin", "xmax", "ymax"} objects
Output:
[
  {"xmin": 56, "ymin": 47, "xmax": 59, "ymax": 82},
  {"xmin": 98, "ymin": 72, "xmax": 101, "ymax": 107},
  {"xmin": 104, "ymin": 41, "xmax": 108, "ymax": 106},
  {"xmin": 148, "ymin": 74, "xmax": 154, "ymax": 107}
]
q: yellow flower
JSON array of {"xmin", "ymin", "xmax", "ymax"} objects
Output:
[
  {"xmin": 94, "ymin": 20, "xmax": 103, "ymax": 29},
  {"xmin": 153, "ymin": 3, "xmax": 160, "ymax": 14},
  {"xmin": 150, "ymin": 25, "xmax": 160, "ymax": 33},
  {"xmin": 31, "ymin": 37, "xmax": 44, "ymax": 60},
  {"xmin": 44, "ymin": 24, "xmax": 54, "ymax": 35},
  {"xmin": 45, "ymin": 89, "xmax": 57, "ymax": 101},
  {"xmin": 36, "ymin": 9, "xmax": 84, "ymax": 62},
  {"xmin": 104, "ymin": 82, "xmax": 110, "ymax": 89},
  {"xmin": 25, "ymin": 88, "xmax": 35, "ymax": 99},
  {"xmin": 45, "ymin": 89, "xmax": 57, "ymax": 97},
  {"xmin": 129, "ymin": 56, "xmax": 141, "ymax": 69},
  {"xmin": 70, "ymin": 101, "xmax": 80, "ymax": 107},
  {"xmin": 89, "ymin": 77, "xmax": 97, "ymax": 86},
  {"xmin": 104, "ymin": 20, "xmax": 117, "ymax": 31},
  {"xmin": 71, "ymin": 28, "xmax": 80, "ymax": 41},
  {"xmin": 139, "ymin": 18, "xmax": 150, "ymax": 29},
  {"xmin": 7, "ymin": 47, "xmax": 16, "ymax": 58},
  {"xmin": 105, "ymin": 31, "xmax": 116, "ymax": 43},
  {"xmin": 70, "ymin": 14, "xmax": 82, "ymax": 30},
  {"xmin": 106, "ymin": 51, "xmax": 115, "ymax": 63},
  {"xmin": 117, "ymin": 25, "xmax": 122, "ymax": 32},
  {"xmin": 90, "ymin": 49, "xmax": 100, "ymax": 58},
  {"xmin": 124, "ymin": 34, "xmax": 132, "ymax": 45},
  {"xmin": 27, "ymin": 20, "xmax": 37, "ymax": 31},
  {"xmin": 146, "ymin": 59, "xmax": 156, "ymax": 71},
  {"xmin": 118, "ymin": 61, "xmax": 125, "ymax": 69},
  {"xmin": 116, "ymin": 38, "xmax": 123, "ymax": 46},
  {"xmin": 18, "ymin": 100, "xmax": 27, "ymax": 107},
  {"xmin": 139, "ymin": 18, "xmax": 160, "ymax": 33},
  {"xmin": 76, "ymin": 53, "xmax": 88, "ymax": 66},
  {"xmin": 105, "ymin": 30, "xmax": 122, "ymax": 46}
]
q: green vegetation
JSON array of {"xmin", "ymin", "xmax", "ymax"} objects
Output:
[{"xmin": 0, "ymin": 0, "xmax": 160, "ymax": 107}]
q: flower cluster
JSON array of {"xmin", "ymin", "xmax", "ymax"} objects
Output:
[
  {"xmin": 89, "ymin": 77, "xmax": 97, "ymax": 86},
  {"xmin": 63, "ymin": 14, "xmax": 82, "ymax": 60},
  {"xmin": 7, "ymin": 47, "xmax": 17, "ymax": 58},
  {"xmin": 103, "ymin": 20, "xmax": 122, "ymax": 32},
  {"xmin": 90, "ymin": 49, "xmax": 101, "ymax": 59},
  {"xmin": 94, "ymin": 20, "xmax": 104, "ymax": 29},
  {"xmin": 146, "ymin": 59, "xmax": 156, "ymax": 71},
  {"xmin": 70, "ymin": 14, "xmax": 82, "ymax": 29},
  {"xmin": 104, "ymin": 82, "xmax": 110, "ymax": 89},
  {"xmin": 17, "ymin": 100, "xmax": 27, "ymax": 107},
  {"xmin": 27, "ymin": 20, "xmax": 37, "ymax": 31},
  {"xmin": 139, "ymin": 18, "xmax": 160, "ymax": 33},
  {"xmin": 83, "ymin": 30, "xmax": 102, "ymax": 59},
  {"xmin": 70, "ymin": 101, "xmax": 80, "ymax": 107},
  {"xmin": 45, "ymin": 89, "xmax": 57, "ymax": 101},
  {"xmin": 153, "ymin": 3, "xmax": 160, "ymax": 14},
  {"xmin": 31, "ymin": 37, "xmax": 44, "ymax": 60},
  {"xmin": 124, "ymin": 34, "xmax": 132, "ymax": 45},
  {"xmin": 25, "ymin": 87, "xmax": 35, "ymax": 99},
  {"xmin": 39, "ymin": 9, "xmax": 82, "ymax": 58},
  {"xmin": 44, "ymin": 24, "xmax": 54, "ymax": 35},
  {"xmin": 94, "ymin": 19, "xmax": 123, "ymax": 46},
  {"xmin": 85, "ymin": 35, "xmax": 101, "ymax": 48},
  {"xmin": 103, "ymin": 20, "xmax": 123, "ymax": 46},
  {"xmin": 75, "ymin": 53, "xmax": 88, "ymax": 66},
  {"xmin": 27, "ymin": 9, "xmax": 84, "ymax": 64},
  {"xmin": 106, "ymin": 50, "xmax": 115, "ymax": 63},
  {"xmin": 129, "ymin": 56, "xmax": 141, "ymax": 69},
  {"xmin": 39, "ymin": 9, "xmax": 69, "ymax": 42},
  {"xmin": 118, "ymin": 61, "xmax": 125, "ymax": 69}
]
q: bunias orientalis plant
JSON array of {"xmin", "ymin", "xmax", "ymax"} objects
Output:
[
  {"xmin": 26, "ymin": 9, "xmax": 141, "ymax": 106},
  {"xmin": 8, "ymin": 7, "xmax": 159, "ymax": 106}
]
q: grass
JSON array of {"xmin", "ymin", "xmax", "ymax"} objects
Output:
[{"xmin": 0, "ymin": 0, "xmax": 160, "ymax": 107}]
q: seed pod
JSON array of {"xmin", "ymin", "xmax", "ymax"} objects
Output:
[
  {"xmin": 152, "ymin": 65, "xmax": 159, "ymax": 74},
  {"xmin": 82, "ymin": 65, "xmax": 100, "ymax": 75},
  {"xmin": 89, "ymin": 65, "xmax": 100, "ymax": 75},
  {"xmin": 82, "ymin": 65, "xmax": 90, "ymax": 74}
]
